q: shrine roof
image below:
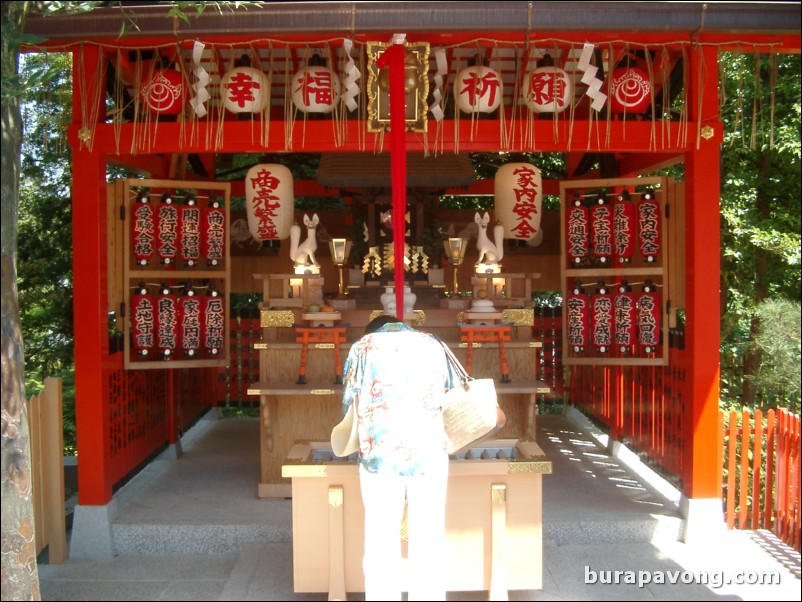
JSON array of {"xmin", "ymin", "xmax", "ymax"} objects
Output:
[{"xmin": 23, "ymin": 2, "xmax": 802, "ymax": 42}]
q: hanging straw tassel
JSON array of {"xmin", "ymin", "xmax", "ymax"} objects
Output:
[
  {"xmin": 492, "ymin": 42, "xmax": 509, "ymax": 153},
  {"xmin": 658, "ymin": 46, "xmax": 671, "ymax": 150},
  {"xmin": 750, "ymin": 51, "xmax": 760, "ymax": 150},
  {"xmin": 283, "ymin": 44, "xmax": 295, "ymax": 151},
  {"xmin": 694, "ymin": 41, "xmax": 709, "ymax": 150},
  {"xmin": 678, "ymin": 44, "xmax": 690, "ymax": 149},
  {"xmin": 643, "ymin": 45, "xmax": 657, "ymax": 151},
  {"xmin": 769, "ymin": 49, "xmax": 778, "ymax": 150}
]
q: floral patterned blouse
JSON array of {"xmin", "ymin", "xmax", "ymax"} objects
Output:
[{"xmin": 341, "ymin": 321, "xmax": 459, "ymax": 476}]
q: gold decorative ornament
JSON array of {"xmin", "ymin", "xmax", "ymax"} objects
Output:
[
  {"xmin": 261, "ymin": 309, "xmax": 294, "ymax": 328},
  {"xmin": 367, "ymin": 40, "xmax": 430, "ymax": 133},
  {"xmin": 378, "ymin": 47, "xmax": 421, "ymax": 94},
  {"xmin": 701, "ymin": 125, "xmax": 715, "ymax": 140},
  {"xmin": 328, "ymin": 486, "xmax": 344, "ymax": 507},
  {"xmin": 491, "ymin": 483, "xmax": 507, "ymax": 503},
  {"xmin": 503, "ymin": 309, "xmax": 534, "ymax": 326}
]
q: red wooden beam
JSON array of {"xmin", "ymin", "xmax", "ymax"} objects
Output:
[
  {"xmin": 683, "ymin": 44, "xmax": 722, "ymax": 500},
  {"xmin": 72, "ymin": 119, "xmax": 718, "ymax": 155},
  {"xmin": 71, "ymin": 45, "xmax": 116, "ymax": 505}
]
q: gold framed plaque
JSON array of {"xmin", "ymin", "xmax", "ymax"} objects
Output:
[{"xmin": 366, "ymin": 41, "xmax": 430, "ymax": 133}]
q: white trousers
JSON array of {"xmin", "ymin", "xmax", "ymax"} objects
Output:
[{"xmin": 359, "ymin": 457, "xmax": 449, "ymax": 601}]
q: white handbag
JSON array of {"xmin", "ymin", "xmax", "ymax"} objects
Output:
[
  {"xmin": 439, "ymin": 341, "xmax": 506, "ymax": 455},
  {"xmin": 330, "ymin": 401, "xmax": 359, "ymax": 457}
]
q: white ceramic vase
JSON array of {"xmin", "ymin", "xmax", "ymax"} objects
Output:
[{"xmin": 380, "ymin": 286, "xmax": 416, "ymax": 315}]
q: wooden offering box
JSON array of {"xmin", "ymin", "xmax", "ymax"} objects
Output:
[{"xmin": 281, "ymin": 439, "xmax": 552, "ymax": 600}]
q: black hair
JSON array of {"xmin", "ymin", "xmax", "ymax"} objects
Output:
[{"xmin": 365, "ymin": 315, "xmax": 402, "ymax": 334}]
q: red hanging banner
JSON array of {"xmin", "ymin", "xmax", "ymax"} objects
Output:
[
  {"xmin": 566, "ymin": 285, "xmax": 590, "ymax": 353},
  {"xmin": 638, "ymin": 189, "xmax": 661, "ymax": 263},
  {"xmin": 132, "ymin": 191, "xmax": 156, "ymax": 267},
  {"xmin": 590, "ymin": 193, "xmax": 613, "ymax": 265},
  {"xmin": 566, "ymin": 192, "xmax": 590, "ymax": 266},
  {"xmin": 156, "ymin": 192, "xmax": 179, "ymax": 269},
  {"xmin": 638, "ymin": 283, "xmax": 662, "ymax": 354},
  {"xmin": 180, "ymin": 196, "xmax": 201, "ymax": 268},
  {"xmin": 131, "ymin": 284, "xmax": 155, "ymax": 358},
  {"xmin": 178, "ymin": 285, "xmax": 202, "ymax": 359},
  {"xmin": 375, "ymin": 41, "xmax": 408, "ymax": 319},
  {"xmin": 591, "ymin": 283, "xmax": 613, "ymax": 353},
  {"xmin": 614, "ymin": 283, "xmax": 637, "ymax": 353},
  {"xmin": 613, "ymin": 190, "xmax": 636, "ymax": 264},
  {"xmin": 202, "ymin": 287, "xmax": 225, "ymax": 357},
  {"xmin": 156, "ymin": 284, "xmax": 179, "ymax": 360},
  {"xmin": 203, "ymin": 197, "xmax": 226, "ymax": 268}
]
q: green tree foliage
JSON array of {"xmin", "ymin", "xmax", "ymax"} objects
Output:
[
  {"xmin": 748, "ymin": 298, "xmax": 801, "ymax": 413},
  {"xmin": 718, "ymin": 52, "xmax": 801, "ymax": 410},
  {"xmin": 18, "ymin": 52, "xmax": 74, "ymax": 392}
]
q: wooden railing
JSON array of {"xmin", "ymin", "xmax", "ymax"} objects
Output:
[
  {"xmin": 216, "ymin": 305, "xmax": 566, "ymax": 408},
  {"xmin": 720, "ymin": 408, "xmax": 801, "ymax": 551},
  {"xmin": 25, "ymin": 377, "xmax": 67, "ymax": 563}
]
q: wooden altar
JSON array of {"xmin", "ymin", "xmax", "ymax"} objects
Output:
[
  {"xmin": 281, "ymin": 439, "xmax": 552, "ymax": 599},
  {"xmin": 249, "ymin": 301, "xmax": 549, "ymax": 498}
]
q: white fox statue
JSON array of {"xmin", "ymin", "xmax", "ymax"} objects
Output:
[
  {"xmin": 289, "ymin": 213, "xmax": 319, "ymax": 267},
  {"xmin": 475, "ymin": 211, "xmax": 504, "ymax": 264}
]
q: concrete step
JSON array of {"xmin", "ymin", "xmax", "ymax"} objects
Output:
[
  {"xmin": 111, "ymin": 503, "xmax": 681, "ymax": 557},
  {"xmin": 106, "ymin": 413, "xmax": 685, "ymax": 558},
  {"xmin": 112, "ymin": 522, "xmax": 292, "ymax": 556}
]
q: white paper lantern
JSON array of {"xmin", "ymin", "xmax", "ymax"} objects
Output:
[
  {"xmin": 494, "ymin": 163, "xmax": 543, "ymax": 242},
  {"xmin": 291, "ymin": 65, "xmax": 341, "ymax": 114},
  {"xmin": 221, "ymin": 65, "xmax": 269, "ymax": 114},
  {"xmin": 454, "ymin": 65, "xmax": 503, "ymax": 114},
  {"xmin": 522, "ymin": 58, "xmax": 573, "ymax": 114},
  {"xmin": 245, "ymin": 164, "xmax": 294, "ymax": 241}
]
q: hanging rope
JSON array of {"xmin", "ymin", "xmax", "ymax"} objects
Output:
[{"xmin": 56, "ymin": 36, "xmax": 785, "ymax": 156}]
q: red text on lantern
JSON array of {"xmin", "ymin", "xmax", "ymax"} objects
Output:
[
  {"xmin": 225, "ymin": 72, "xmax": 262, "ymax": 109},
  {"xmin": 295, "ymin": 70, "xmax": 335, "ymax": 107},
  {"xmin": 248, "ymin": 169, "xmax": 285, "ymax": 239},
  {"xmin": 509, "ymin": 166, "xmax": 540, "ymax": 239},
  {"xmin": 459, "ymin": 69, "xmax": 501, "ymax": 107},
  {"xmin": 527, "ymin": 71, "xmax": 569, "ymax": 108}
]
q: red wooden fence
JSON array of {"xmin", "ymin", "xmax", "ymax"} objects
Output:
[{"xmin": 720, "ymin": 408, "xmax": 800, "ymax": 551}]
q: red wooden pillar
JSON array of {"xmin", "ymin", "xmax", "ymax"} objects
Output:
[
  {"xmin": 682, "ymin": 44, "xmax": 722, "ymax": 501},
  {"xmin": 70, "ymin": 45, "xmax": 115, "ymax": 505}
]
